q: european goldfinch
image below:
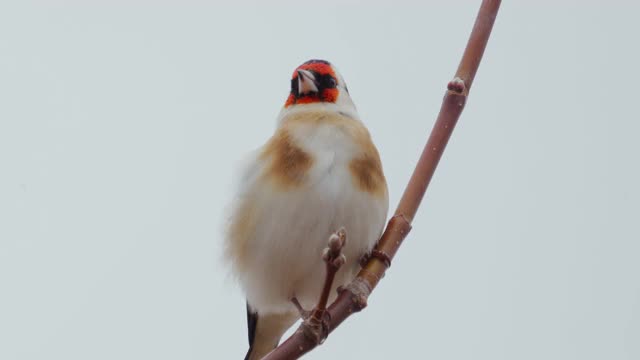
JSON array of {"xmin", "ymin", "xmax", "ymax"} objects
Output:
[{"xmin": 225, "ymin": 60, "xmax": 388, "ymax": 360}]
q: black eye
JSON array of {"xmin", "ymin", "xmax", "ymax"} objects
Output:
[{"xmin": 320, "ymin": 76, "xmax": 337, "ymax": 89}]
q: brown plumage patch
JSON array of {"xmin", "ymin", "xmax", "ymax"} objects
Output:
[
  {"xmin": 260, "ymin": 129, "xmax": 313, "ymax": 188},
  {"xmin": 350, "ymin": 151, "xmax": 386, "ymax": 198}
]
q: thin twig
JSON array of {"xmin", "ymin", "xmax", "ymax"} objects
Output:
[
  {"xmin": 296, "ymin": 229, "xmax": 347, "ymax": 345},
  {"xmin": 314, "ymin": 228, "xmax": 347, "ymax": 315},
  {"xmin": 264, "ymin": 1, "xmax": 501, "ymax": 358}
]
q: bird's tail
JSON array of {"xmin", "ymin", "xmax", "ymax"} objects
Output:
[{"xmin": 245, "ymin": 304, "xmax": 298, "ymax": 360}]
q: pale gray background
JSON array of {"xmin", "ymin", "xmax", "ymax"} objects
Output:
[{"xmin": 1, "ymin": 1, "xmax": 639, "ymax": 359}]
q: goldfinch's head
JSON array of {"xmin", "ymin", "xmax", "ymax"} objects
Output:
[{"xmin": 282, "ymin": 59, "xmax": 357, "ymax": 118}]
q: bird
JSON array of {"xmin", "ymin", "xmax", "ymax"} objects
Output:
[{"xmin": 225, "ymin": 59, "xmax": 388, "ymax": 360}]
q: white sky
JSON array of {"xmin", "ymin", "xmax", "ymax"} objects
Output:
[{"xmin": 1, "ymin": 1, "xmax": 639, "ymax": 359}]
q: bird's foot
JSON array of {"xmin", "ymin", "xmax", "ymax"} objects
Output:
[
  {"xmin": 290, "ymin": 296, "xmax": 310, "ymax": 319},
  {"xmin": 289, "ymin": 296, "xmax": 332, "ymax": 345}
]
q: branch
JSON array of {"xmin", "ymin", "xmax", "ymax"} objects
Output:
[
  {"xmin": 264, "ymin": 1, "xmax": 501, "ymax": 358},
  {"xmin": 291, "ymin": 229, "xmax": 347, "ymax": 345}
]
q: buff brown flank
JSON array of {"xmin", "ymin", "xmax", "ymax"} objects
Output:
[{"xmin": 260, "ymin": 128, "xmax": 314, "ymax": 189}]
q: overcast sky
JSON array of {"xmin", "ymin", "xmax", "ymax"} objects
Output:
[{"xmin": 1, "ymin": 1, "xmax": 639, "ymax": 359}]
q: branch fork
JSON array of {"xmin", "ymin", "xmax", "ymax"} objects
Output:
[{"xmin": 290, "ymin": 228, "xmax": 347, "ymax": 345}]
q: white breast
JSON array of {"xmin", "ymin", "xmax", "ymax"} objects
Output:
[{"xmin": 227, "ymin": 117, "xmax": 388, "ymax": 314}]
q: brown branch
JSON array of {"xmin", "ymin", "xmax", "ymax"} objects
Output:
[
  {"xmin": 290, "ymin": 229, "xmax": 347, "ymax": 345},
  {"xmin": 315, "ymin": 229, "xmax": 347, "ymax": 315},
  {"xmin": 264, "ymin": 1, "xmax": 501, "ymax": 358}
]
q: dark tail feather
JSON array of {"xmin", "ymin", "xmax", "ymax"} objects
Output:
[
  {"xmin": 243, "ymin": 303, "xmax": 298, "ymax": 360},
  {"xmin": 245, "ymin": 303, "xmax": 258, "ymax": 360}
]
